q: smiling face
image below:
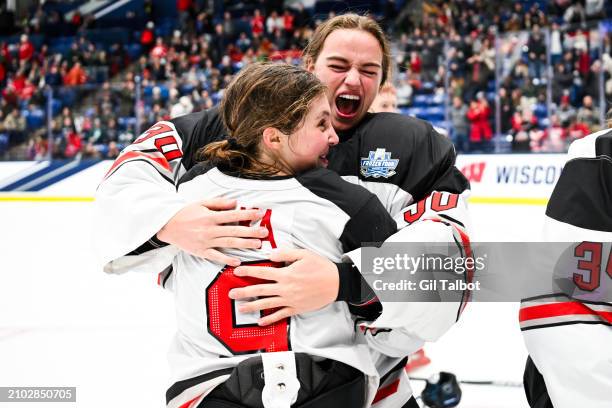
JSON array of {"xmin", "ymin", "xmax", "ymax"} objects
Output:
[
  {"xmin": 308, "ymin": 29, "xmax": 384, "ymax": 131},
  {"xmin": 276, "ymin": 94, "xmax": 339, "ymax": 174}
]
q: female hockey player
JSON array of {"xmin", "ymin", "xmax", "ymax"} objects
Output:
[{"xmin": 161, "ymin": 62, "xmax": 398, "ymax": 408}]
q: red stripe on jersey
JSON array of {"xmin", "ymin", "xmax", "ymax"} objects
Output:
[
  {"xmin": 422, "ymin": 217, "xmax": 474, "ymax": 314},
  {"xmin": 372, "ymin": 379, "xmax": 400, "ymax": 404},
  {"xmin": 519, "ymin": 302, "xmax": 612, "ymax": 324},
  {"xmin": 177, "ymin": 394, "xmax": 202, "ymax": 408},
  {"xmin": 103, "ymin": 150, "xmax": 170, "ymax": 180}
]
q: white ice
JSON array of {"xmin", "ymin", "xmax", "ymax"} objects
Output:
[{"xmin": 0, "ymin": 201, "xmax": 544, "ymax": 407}]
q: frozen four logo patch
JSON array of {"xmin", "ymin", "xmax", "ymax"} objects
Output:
[{"xmin": 360, "ymin": 148, "xmax": 399, "ymax": 178}]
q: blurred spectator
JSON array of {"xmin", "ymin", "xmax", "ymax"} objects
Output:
[
  {"xmin": 266, "ymin": 11, "xmax": 283, "ymax": 35},
  {"xmin": 212, "ymin": 24, "xmax": 227, "ymax": 63},
  {"xmin": 499, "ymin": 87, "xmax": 514, "ymax": 133},
  {"xmin": 576, "ymin": 95, "xmax": 601, "ymax": 131},
  {"xmin": 177, "ymin": 0, "xmax": 193, "ymax": 31},
  {"xmin": 585, "ymin": 0, "xmax": 605, "ymax": 20},
  {"xmin": 557, "ymin": 94, "xmax": 577, "ymax": 126},
  {"xmin": 552, "ymin": 63, "xmax": 574, "ymax": 102},
  {"xmin": 563, "ymin": 1, "xmax": 586, "ymax": 25},
  {"xmin": 61, "ymin": 117, "xmax": 82, "ymax": 159},
  {"xmin": 64, "ymin": 62, "xmax": 87, "ymax": 86},
  {"xmin": 223, "ymin": 12, "xmax": 235, "ymax": 40},
  {"xmin": 584, "ymin": 60, "xmax": 610, "ymax": 102},
  {"xmin": 26, "ymin": 134, "xmax": 48, "ymax": 160},
  {"xmin": 510, "ymin": 109, "xmax": 537, "ymax": 152},
  {"xmin": 283, "ymin": 10, "xmax": 295, "ymax": 36},
  {"xmin": 539, "ymin": 114, "xmax": 567, "ymax": 152},
  {"xmin": 370, "ymin": 83, "xmax": 399, "ymax": 113},
  {"xmin": 450, "ymin": 96, "xmax": 469, "ymax": 153},
  {"xmin": 527, "ymin": 25, "xmax": 546, "ymax": 79},
  {"xmin": 141, "ymin": 21, "xmax": 156, "ymax": 52},
  {"xmin": 550, "ymin": 22, "xmax": 563, "ymax": 65},
  {"xmin": 3, "ymin": 108, "xmax": 26, "ymax": 145},
  {"xmin": 0, "ymin": 4, "xmax": 15, "ymax": 36},
  {"xmin": 150, "ymin": 38, "xmax": 168, "ymax": 59},
  {"xmin": 18, "ymin": 34, "xmax": 34, "ymax": 63},
  {"xmin": 237, "ymin": 32, "xmax": 252, "ymax": 53},
  {"xmin": 118, "ymin": 124, "xmax": 135, "ymax": 147},
  {"xmin": 251, "ymin": 9, "xmax": 265, "ymax": 37},
  {"xmin": 466, "ymin": 93, "xmax": 492, "ymax": 151},
  {"xmin": 395, "ymin": 74, "xmax": 413, "ymax": 107},
  {"xmin": 567, "ymin": 116, "xmax": 591, "ymax": 142},
  {"xmin": 170, "ymin": 95, "xmax": 194, "ymax": 119}
]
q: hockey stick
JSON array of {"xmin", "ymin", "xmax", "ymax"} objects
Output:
[{"xmin": 409, "ymin": 376, "xmax": 523, "ymax": 388}]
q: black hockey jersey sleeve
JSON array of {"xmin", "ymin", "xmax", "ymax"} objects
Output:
[
  {"xmin": 93, "ymin": 108, "xmax": 227, "ymax": 272},
  {"xmin": 295, "ymin": 168, "xmax": 398, "ymax": 252},
  {"xmin": 331, "ymin": 113, "xmax": 474, "ymax": 345}
]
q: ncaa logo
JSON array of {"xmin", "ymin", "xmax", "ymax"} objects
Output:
[{"xmin": 360, "ymin": 148, "xmax": 399, "ymax": 178}]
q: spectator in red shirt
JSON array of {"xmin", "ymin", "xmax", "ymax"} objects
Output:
[
  {"xmin": 150, "ymin": 38, "xmax": 168, "ymax": 59},
  {"xmin": 63, "ymin": 62, "xmax": 87, "ymax": 86},
  {"xmin": 177, "ymin": 0, "xmax": 192, "ymax": 12},
  {"xmin": 567, "ymin": 117, "xmax": 590, "ymax": 142},
  {"xmin": 18, "ymin": 79, "xmax": 36, "ymax": 101},
  {"xmin": 283, "ymin": 10, "xmax": 294, "ymax": 36},
  {"xmin": 63, "ymin": 118, "xmax": 82, "ymax": 158},
  {"xmin": 251, "ymin": 9, "xmax": 265, "ymax": 37},
  {"xmin": 466, "ymin": 93, "xmax": 493, "ymax": 151},
  {"xmin": 141, "ymin": 21, "xmax": 155, "ymax": 52},
  {"xmin": 18, "ymin": 34, "xmax": 34, "ymax": 62},
  {"xmin": 409, "ymin": 51, "xmax": 422, "ymax": 73}
]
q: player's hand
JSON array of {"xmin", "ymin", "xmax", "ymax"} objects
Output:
[
  {"xmin": 228, "ymin": 249, "xmax": 339, "ymax": 326},
  {"xmin": 156, "ymin": 197, "xmax": 269, "ymax": 265}
]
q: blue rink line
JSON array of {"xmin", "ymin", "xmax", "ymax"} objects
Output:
[{"xmin": 0, "ymin": 160, "xmax": 99, "ymax": 192}]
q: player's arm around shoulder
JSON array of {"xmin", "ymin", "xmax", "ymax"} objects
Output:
[
  {"xmin": 93, "ymin": 109, "xmax": 266, "ymax": 273},
  {"xmin": 93, "ymin": 115, "xmax": 196, "ymax": 272}
]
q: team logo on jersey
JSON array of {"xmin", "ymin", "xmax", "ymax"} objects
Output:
[{"xmin": 360, "ymin": 148, "xmax": 399, "ymax": 178}]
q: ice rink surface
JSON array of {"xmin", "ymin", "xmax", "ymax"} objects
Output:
[{"xmin": 0, "ymin": 200, "xmax": 546, "ymax": 407}]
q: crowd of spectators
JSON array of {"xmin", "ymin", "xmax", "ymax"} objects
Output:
[
  {"xmin": 397, "ymin": 0, "xmax": 611, "ymax": 152},
  {"xmin": 0, "ymin": 0, "xmax": 611, "ymax": 159}
]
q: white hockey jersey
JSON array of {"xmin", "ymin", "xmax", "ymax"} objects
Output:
[
  {"xmin": 156, "ymin": 164, "xmax": 399, "ymax": 407},
  {"xmin": 520, "ymin": 128, "xmax": 612, "ymax": 408}
]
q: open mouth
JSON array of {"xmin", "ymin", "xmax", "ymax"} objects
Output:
[
  {"xmin": 335, "ymin": 94, "xmax": 361, "ymax": 118},
  {"xmin": 319, "ymin": 154, "xmax": 329, "ymax": 167}
]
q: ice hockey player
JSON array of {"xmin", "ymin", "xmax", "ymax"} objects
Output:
[{"xmin": 521, "ymin": 122, "xmax": 612, "ymax": 408}]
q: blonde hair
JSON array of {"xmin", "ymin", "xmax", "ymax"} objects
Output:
[
  {"xmin": 302, "ymin": 13, "xmax": 391, "ymax": 85},
  {"xmin": 200, "ymin": 62, "xmax": 326, "ymax": 176},
  {"xmin": 378, "ymin": 82, "xmax": 397, "ymax": 96}
]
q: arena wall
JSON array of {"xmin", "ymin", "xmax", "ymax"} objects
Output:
[{"xmin": 0, "ymin": 155, "xmax": 566, "ymax": 204}]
